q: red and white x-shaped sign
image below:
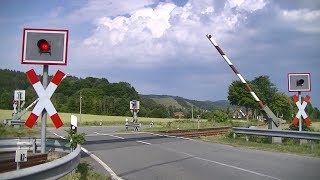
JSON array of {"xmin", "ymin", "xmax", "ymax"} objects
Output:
[
  {"xmin": 25, "ymin": 69, "xmax": 65, "ymax": 128},
  {"xmin": 292, "ymin": 95, "xmax": 311, "ymax": 126}
]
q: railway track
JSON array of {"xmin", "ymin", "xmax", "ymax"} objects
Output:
[
  {"xmin": 159, "ymin": 127, "xmax": 231, "ymax": 138},
  {"xmin": 0, "ymin": 152, "xmax": 48, "ymax": 173}
]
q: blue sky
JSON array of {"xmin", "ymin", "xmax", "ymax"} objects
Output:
[{"xmin": 0, "ymin": 0, "xmax": 319, "ymax": 108}]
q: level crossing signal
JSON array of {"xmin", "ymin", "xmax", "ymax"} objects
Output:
[
  {"xmin": 296, "ymin": 79, "xmax": 304, "ymax": 87},
  {"xmin": 37, "ymin": 39, "xmax": 51, "ymax": 55},
  {"xmin": 25, "ymin": 69, "xmax": 65, "ymax": 128},
  {"xmin": 21, "ymin": 28, "xmax": 68, "ymax": 65}
]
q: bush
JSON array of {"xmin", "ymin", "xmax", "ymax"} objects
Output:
[
  {"xmin": 210, "ymin": 110, "xmax": 229, "ymax": 123},
  {"xmin": 65, "ymin": 130, "xmax": 86, "ymax": 150}
]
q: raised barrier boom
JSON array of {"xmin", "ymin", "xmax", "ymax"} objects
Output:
[{"xmin": 206, "ymin": 34, "xmax": 281, "ymax": 127}]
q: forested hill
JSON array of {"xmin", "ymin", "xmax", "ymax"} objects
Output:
[
  {"xmin": 141, "ymin": 95, "xmax": 231, "ymax": 111},
  {"xmin": 0, "ymin": 69, "xmax": 140, "ymax": 116},
  {"xmin": 0, "ymin": 69, "xmax": 230, "ymax": 118}
]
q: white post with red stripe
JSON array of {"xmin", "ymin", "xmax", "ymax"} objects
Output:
[
  {"xmin": 25, "ymin": 69, "xmax": 65, "ymax": 128},
  {"xmin": 292, "ymin": 94, "xmax": 311, "ymax": 128}
]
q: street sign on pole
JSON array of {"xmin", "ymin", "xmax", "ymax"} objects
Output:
[
  {"xmin": 292, "ymin": 95, "xmax": 311, "ymax": 126},
  {"xmin": 15, "ymin": 149, "xmax": 28, "ymax": 163},
  {"xmin": 130, "ymin": 100, "xmax": 140, "ymax": 110},
  {"xmin": 71, "ymin": 115, "xmax": 78, "ymax": 133},
  {"xmin": 25, "ymin": 69, "xmax": 65, "ymax": 128},
  {"xmin": 14, "ymin": 90, "xmax": 25, "ymax": 101},
  {"xmin": 21, "ymin": 28, "xmax": 68, "ymax": 65},
  {"xmin": 288, "ymin": 73, "xmax": 311, "ymax": 92}
]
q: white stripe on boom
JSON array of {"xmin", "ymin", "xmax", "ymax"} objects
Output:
[
  {"xmin": 250, "ymin": 92, "xmax": 261, "ymax": 102},
  {"xmin": 237, "ymin": 74, "xmax": 246, "ymax": 84}
]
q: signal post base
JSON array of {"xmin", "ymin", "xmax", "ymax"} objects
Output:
[{"xmin": 268, "ymin": 120, "xmax": 282, "ymax": 143}]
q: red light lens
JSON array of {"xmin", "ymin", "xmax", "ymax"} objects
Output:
[
  {"xmin": 40, "ymin": 43, "xmax": 49, "ymax": 51},
  {"xmin": 37, "ymin": 39, "xmax": 50, "ymax": 52}
]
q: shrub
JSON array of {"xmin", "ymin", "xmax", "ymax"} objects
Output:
[
  {"xmin": 210, "ymin": 110, "xmax": 229, "ymax": 123},
  {"xmin": 65, "ymin": 130, "xmax": 86, "ymax": 150}
]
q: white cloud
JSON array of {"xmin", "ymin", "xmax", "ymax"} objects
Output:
[
  {"xmin": 67, "ymin": 0, "xmax": 155, "ymax": 24},
  {"xmin": 1, "ymin": 0, "xmax": 320, "ymax": 107},
  {"xmin": 201, "ymin": 6, "xmax": 214, "ymax": 15},
  {"xmin": 75, "ymin": 0, "xmax": 269, "ymax": 68},
  {"xmin": 226, "ymin": 0, "xmax": 266, "ymax": 12},
  {"xmin": 282, "ymin": 9, "xmax": 320, "ymax": 33}
]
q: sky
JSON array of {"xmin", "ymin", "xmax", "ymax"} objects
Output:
[{"xmin": 0, "ymin": 0, "xmax": 319, "ymax": 108}]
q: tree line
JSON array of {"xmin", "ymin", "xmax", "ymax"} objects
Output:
[
  {"xmin": 0, "ymin": 69, "xmax": 167, "ymax": 118},
  {"xmin": 0, "ymin": 69, "xmax": 319, "ymax": 123}
]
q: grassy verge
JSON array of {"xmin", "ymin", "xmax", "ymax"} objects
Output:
[
  {"xmin": 142, "ymin": 119, "xmax": 267, "ymax": 132},
  {"xmin": 201, "ymin": 132, "xmax": 320, "ymax": 157},
  {"xmin": 0, "ymin": 123, "xmax": 39, "ymax": 137},
  {"xmin": 62, "ymin": 161, "xmax": 110, "ymax": 180}
]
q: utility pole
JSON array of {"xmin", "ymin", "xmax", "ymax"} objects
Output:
[
  {"xmin": 192, "ymin": 105, "xmax": 194, "ymax": 120},
  {"xmin": 80, "ymin": 91, "xmax": 82, "ymax": 124}
]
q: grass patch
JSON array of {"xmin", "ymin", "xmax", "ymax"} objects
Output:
[
  {"xmin": 201, "ymin": 132, "xmax": 320, "ymax": 157},
  {"xmin": 0, "ymin": 123, "xmax": 39, "ymax": 138},
  {"xmin": 142, "ymin": 120, "xmax": 227, "ymax": 132},
  {"xmin": 62, "ymin": 161, "xmax": 110, "ymax": 180},
  {"xmin": 143, "ymin": 119, "xmax": 267, "ymax": 132}
]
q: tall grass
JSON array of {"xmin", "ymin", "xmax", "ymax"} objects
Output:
[
  {"xmin": 62, "ymin": 161, "xmax": 110, "ymax": 180},
  {"xmin": 202, "ymin": 132, "xmax": 320, "ymax": 157},
  {"xmin": 0, "ymin": 123, "xmax": 39, "ymax": 138}
]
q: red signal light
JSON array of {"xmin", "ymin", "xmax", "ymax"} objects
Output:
[
  {"xmin": 37, "ymin": 39, "xmax": 51, "ymax": 55},
  {"xmin": 296, "ymin": 79, "xmax": 304, "ymax": 87}
]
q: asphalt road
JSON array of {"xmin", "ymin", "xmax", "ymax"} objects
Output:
[{"xmin": 48, "ymin": 126, "xmax": 320, "ymax": 180}]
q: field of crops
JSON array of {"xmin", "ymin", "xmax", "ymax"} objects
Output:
[{"xmin": 0, "ymin": 109, "xmax": 177, "ymax": 127}]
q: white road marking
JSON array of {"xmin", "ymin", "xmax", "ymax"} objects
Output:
[
  {"xmin": 162, "ymin": 147, "xmax": 282, "ymax": 180},
  {"xmin": 52, "ymin": 132, "xmax": 65, "ymax": 139},
  {"xmin": 91, "ymin": 131, "xmax": 281, "ymax": 180},
  {"xmin": 94, "ymin": 132, "xmax": 125, "ymax": 139},
  {"xmin": 115, "ymin": 132, "xmax": 146, "ymax": 135},
  {"xmin": 50, "ymin": 131, "xmax": 123, "ymax": 180},
  {"xmin": 142, "ymin": 132, "xmax": 281, "ymax": 180},
  {"xmin": 136, "ymin": 140, "xmax": 151, "ymax": 145},
  {"xmin": 95, "ymin": 132, "xmax": 151, "ymax": 145},
  {"xmin": 81, "ymin": 147, "xmax": 123, "ymax": 180},
  {"xmin": 147, "ymin": 132, "xmax": 195, "ymax": 141},
  {"xmin": 84, "ymin": 134, "xmax": 103, "ymax": 137}
]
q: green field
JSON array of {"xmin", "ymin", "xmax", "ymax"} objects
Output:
[
  {"xmin": 0, "ymin": 109, "xmax": 181, "ymax": 127},
  {"xmin": 0, "ymin": 109, "xmax": 258, "ymax": 133},
  {"xmin": 1, "ymin": 108, "xmax": 319, "ymax": 132}
]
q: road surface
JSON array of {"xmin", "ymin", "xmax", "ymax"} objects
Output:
[{"xmin": 48, "ymin": 126, "xmax": 320, "ymax": 180}]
